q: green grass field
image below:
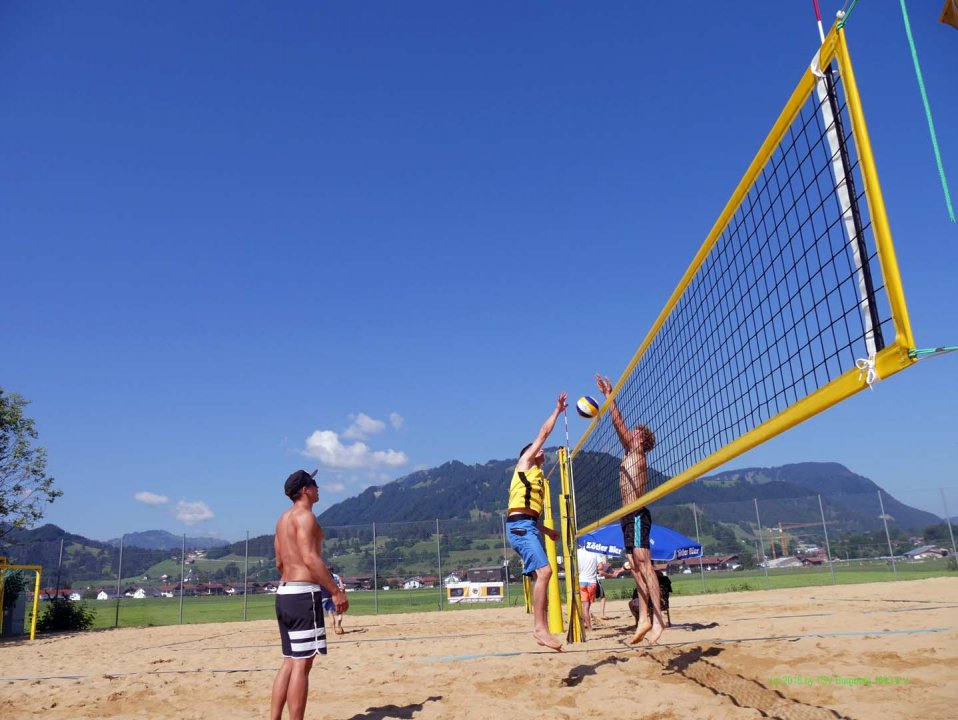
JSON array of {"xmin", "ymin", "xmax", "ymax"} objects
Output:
[
  {"xmin": 54, "ymin": 558, "xmax": 951, "ymax": 630},
  {"xmin": 17, "ymin": 558, "xmax": 951, "ymax": 631},
  {"xmin": 80, "ymin": 585, "xmax": 528, "ymax": 629}
]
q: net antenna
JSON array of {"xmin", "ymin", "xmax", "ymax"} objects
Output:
[
  {"xmin": 562, "ymin": 406, "xmax": 579, "ymax": 532},
  {"xmin": 571, "ymin": 24, "xmax": 917, "ymax": 536}
]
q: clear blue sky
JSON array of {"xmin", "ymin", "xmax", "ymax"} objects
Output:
[{"xmin": 3, "ymin": 2, "xmax": 955, "ymax": 542}]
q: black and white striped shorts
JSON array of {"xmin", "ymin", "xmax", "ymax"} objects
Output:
[{"xmin": 275, "ymin": 582, "xmax": 327, "ymax": 659}]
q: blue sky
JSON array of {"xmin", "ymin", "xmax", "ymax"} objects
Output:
[{"xmin": 3, "ymin": 2, "xmax": 956, "ymax": 542}]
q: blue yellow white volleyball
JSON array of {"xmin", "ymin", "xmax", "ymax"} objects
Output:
[{"xmin": 576, "ymin": 396, "xmax": 600, "ymax": 419}]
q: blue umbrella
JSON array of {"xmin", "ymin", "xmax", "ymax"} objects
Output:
[{"xmin": 578, "ymin": 522, "xmax": 702, "ymax": 563}]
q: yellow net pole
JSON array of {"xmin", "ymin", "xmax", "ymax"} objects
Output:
[
  {"xmin": 542, "ymin": 475, "xmax": 563, "ymax": 634},
  {"xmin": 522, "ymin": 576, "xmax": 532, "ymax": 613},
  {"xmin": 559, "ymin": 448, "xmax": 584, "ymax": 643}
]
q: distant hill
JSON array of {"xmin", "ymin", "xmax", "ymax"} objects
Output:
[
  {"xmin": 1, "ymin": 460, "xmax": 945, "ymax": 586},
  {"xmin": 316, "ymin": 456, "xmax": 528, "ymax": 526},
  {"xmin": 655, "ymin": 462, "xmax": 941, "ymax": 533},
  {"xmin": 106, "ymin": 530, "xmax": 227, "ymax": 551},
  {"xmin": 318, "ymin": 457, "xmax": 941, "ymax": 534},
  {"xmin": 0, "ymin": 524, "xmax": 170, "ymax": 585}
]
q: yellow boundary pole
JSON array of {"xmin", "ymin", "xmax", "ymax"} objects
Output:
[{"xmin": 0, "ymin": 557, "xmax": 42, "ymax": 641}]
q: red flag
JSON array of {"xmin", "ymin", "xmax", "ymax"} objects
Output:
[{"xmin": 942, "ymin": 0, "xmax": 958, "ymax": 30}]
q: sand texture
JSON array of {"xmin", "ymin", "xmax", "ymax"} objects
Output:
[{"xmin": 1, "ymin": 577, "xmax": 956, "ymax": 719}]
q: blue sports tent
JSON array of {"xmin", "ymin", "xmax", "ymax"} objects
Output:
[{"xmin": 578, "ymin": 522, "xmax": 702, "ymax": 563}]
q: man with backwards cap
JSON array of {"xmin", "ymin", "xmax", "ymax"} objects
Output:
[{"xmin": 270, "ymin": 469, "xmax": 348, "ymax": 720}]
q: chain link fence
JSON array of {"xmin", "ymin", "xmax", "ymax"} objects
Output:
[{"xmin": 2, "ymin": 487, "xmax": 956, "ymax": 631}]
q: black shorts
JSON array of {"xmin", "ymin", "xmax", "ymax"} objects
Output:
[
  {"xmin": 620, "ymin": 507, "xmax": 652, "ymax": 551},
  {"xmin": 275, "ymin": 583, "xmax": 327, "ymax": 659},
  {"xmin": 595, "ymin": 582, "xmax": 605, "ymax": 600}
]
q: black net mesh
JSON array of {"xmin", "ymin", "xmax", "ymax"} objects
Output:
[{"xmin": 573, "ymin": 61, "xmax": 895, "ymax": 530}]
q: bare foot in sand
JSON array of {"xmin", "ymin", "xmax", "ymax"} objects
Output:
[
  {"xmin": 599, "ymin": 616, "xmax": 610, "ymax": 621},
  {"xmin": 646, "ymin": 621, "xmax": 665, "ymax": 645},
  {"xmin": 533, "ymin": 629, "xmax": 566, "ymax": 652},
  {"xmin": 334, "ymin": 626, "xmax": 345, "ymax": 635},
  {"xmin": 628, "ymin": 620, "xmax": 652, "ymax": 645}
]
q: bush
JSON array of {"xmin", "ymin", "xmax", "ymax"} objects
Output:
[
  {"xmin": 947, "ymin": 557, "xmax": 957, "ymax": 573},
  {"xmin": 3, "ymin": 570, "xmax": 26, "ymax": 610},
  {"xmin": 36, "ymin": 598, "xmax": 95, "ymax": 633}
]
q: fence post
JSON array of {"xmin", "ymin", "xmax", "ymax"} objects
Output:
[
  {"xmin": 818, "ymin": 495, "xmax": 836, "ymax": 585},
  {"xmin": 243, "ymin": 530, "xmax": 250, "ymax": 621},
  {"xmin": 178, "ymin": 534, "xmax": 185, "ymax": 625},
  {"xmin": 114, "ymin": 535, "xmax": 124, "ymax": 628},
  {"xmin": 54, "ymin": 538, "xmax": 64, "ymax": 600},
  {"xmin": 501, "ymin": 513, "xmax": 510, "ymax": 605},
  {"xmin": 372, "ymin": 522, "xmax": 378, "ymax": 615},
  {"xmin": 692, "ymin": 502, "xmax": 706, "ymax": 593},
  {"xmin": 878, "ymin": 491, "xmax": 898, "ymax": 578},
  {"xmin": 754, "ymin": 499, "xmax": 770, "ymax": 589},
  {"xmin": 940, "ymin": 489, "xmax": 958, "ymax": 561},
  {"xmin": 436, "ymin": 519, "xmax": 443, "ymax": 611}
]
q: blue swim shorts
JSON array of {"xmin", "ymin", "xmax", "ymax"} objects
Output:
[{"xmin": 507, "ymin": 517, "xmax": 549, "ymax": 576}]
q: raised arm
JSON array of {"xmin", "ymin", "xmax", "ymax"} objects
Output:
[
  {"xmin": 595, "ymin": 374, "xmax": 632, "ymax": 451},
  {"xmin": 517, "ymin": 392, "xmax": 568, "ymax": 469}
]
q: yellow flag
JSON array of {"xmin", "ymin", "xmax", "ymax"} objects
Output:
[{"xmin": 942, "ymin": 0, "xmax": 958, "ymax": 30}]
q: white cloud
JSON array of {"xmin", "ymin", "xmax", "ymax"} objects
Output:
[
  {"xmin": 389, "ymin": 412, "xmax": 404, "ymax": 430},
  {"xmin": 175, "ymin": 500, "xmax": 214, "ymax": 525},
  {"xmin": 322, "ymin": 481, "xmax": 346, "ymax": 493},
  {"xmin": 343, "ymin": 412, "xmax": 386, "ymax": 440},
  {"xmin": 134, "ymin": 491, "xmax": 169, "ymax": 506},
  {"xmin": 304, "ymin": 430, "xmax": 408, "ymax": 470}
]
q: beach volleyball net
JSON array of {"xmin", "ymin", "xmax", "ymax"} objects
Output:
[{"xmin": 570, "ymin": 27, "xmax": 915, "ymax": 535}]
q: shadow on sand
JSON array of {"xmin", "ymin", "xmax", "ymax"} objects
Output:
[
  {"xmin": 347, "ymin": 695, "xmax": 443, "ymax": 720},
  {"xmin": 561, "ymin": 655, "xmax": 630, "ymax": 687}
]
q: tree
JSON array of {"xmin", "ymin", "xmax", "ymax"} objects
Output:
[
  {"xmin": 36, "ymin": 598, "xmax": 95, "ymax": 633},
  {"xmin": 0, "ymin": 388, "xmax": 61, "ymax": 541}
]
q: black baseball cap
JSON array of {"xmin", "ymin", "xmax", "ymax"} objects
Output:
[{"xmin": 285, "ymin": 469, "xmax": 318, "ymax": 498}]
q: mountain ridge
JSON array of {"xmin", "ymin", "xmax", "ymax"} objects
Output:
[{"xmin": 1, "ymin": 460, "xmax": 945, "ymax": 582}]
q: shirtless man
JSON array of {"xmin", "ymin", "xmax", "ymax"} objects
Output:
[
  {"xmin": 506, "ymin": 392, "xmax": 568, "ymax": 652},
  {"xmin": 595, "ymin": 374, "xmax": 666, "ymax": 645},
  {"xmin": 271, "ymin": 469, "xmax": 349, "ymax": 720}
]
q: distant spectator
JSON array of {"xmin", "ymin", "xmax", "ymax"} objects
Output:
[
  {"xmin": 576, "ymin": 546, "xmax": 600, "ymax": 631},
  {"xmin": 321, "ymin": 566, "xmax": 346, "ymax": 635},
  {"xmin": 629, "ymin": 570, "xmax": 672, "ymax": 628}
]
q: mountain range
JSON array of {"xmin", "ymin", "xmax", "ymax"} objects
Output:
[
  {"xmin": 316, "ymin": 456, "xmax": 942, "ymax": 533},
  {"xmin": 1, "ymin": 459, "xmax": 946, "ymax": 580},
  {"xmin": 105, "ymin": 530, "xmax": 225, "ymax": 551}
]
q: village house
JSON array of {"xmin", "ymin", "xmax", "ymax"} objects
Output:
[{"xmin": 904, "ymin": 545, "xmax": 949, "ymax": 561}]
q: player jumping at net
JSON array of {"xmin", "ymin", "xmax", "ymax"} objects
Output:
[
  {"xmin": 596, "ymin": 374, "xmax": 667, "ymax": 645},
  {"xmin": 506, "ymin": 391, "xmax": 568, "ymax": 652}
]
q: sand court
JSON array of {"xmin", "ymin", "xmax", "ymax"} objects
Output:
[{"xmin": 1, "ymin": 577, "xmax": 956, "ymax": 719}]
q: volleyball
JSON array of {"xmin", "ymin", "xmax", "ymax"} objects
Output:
[{"xmin": 576, "ymin": 395, "xmax": 600, "ymax": 419}]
